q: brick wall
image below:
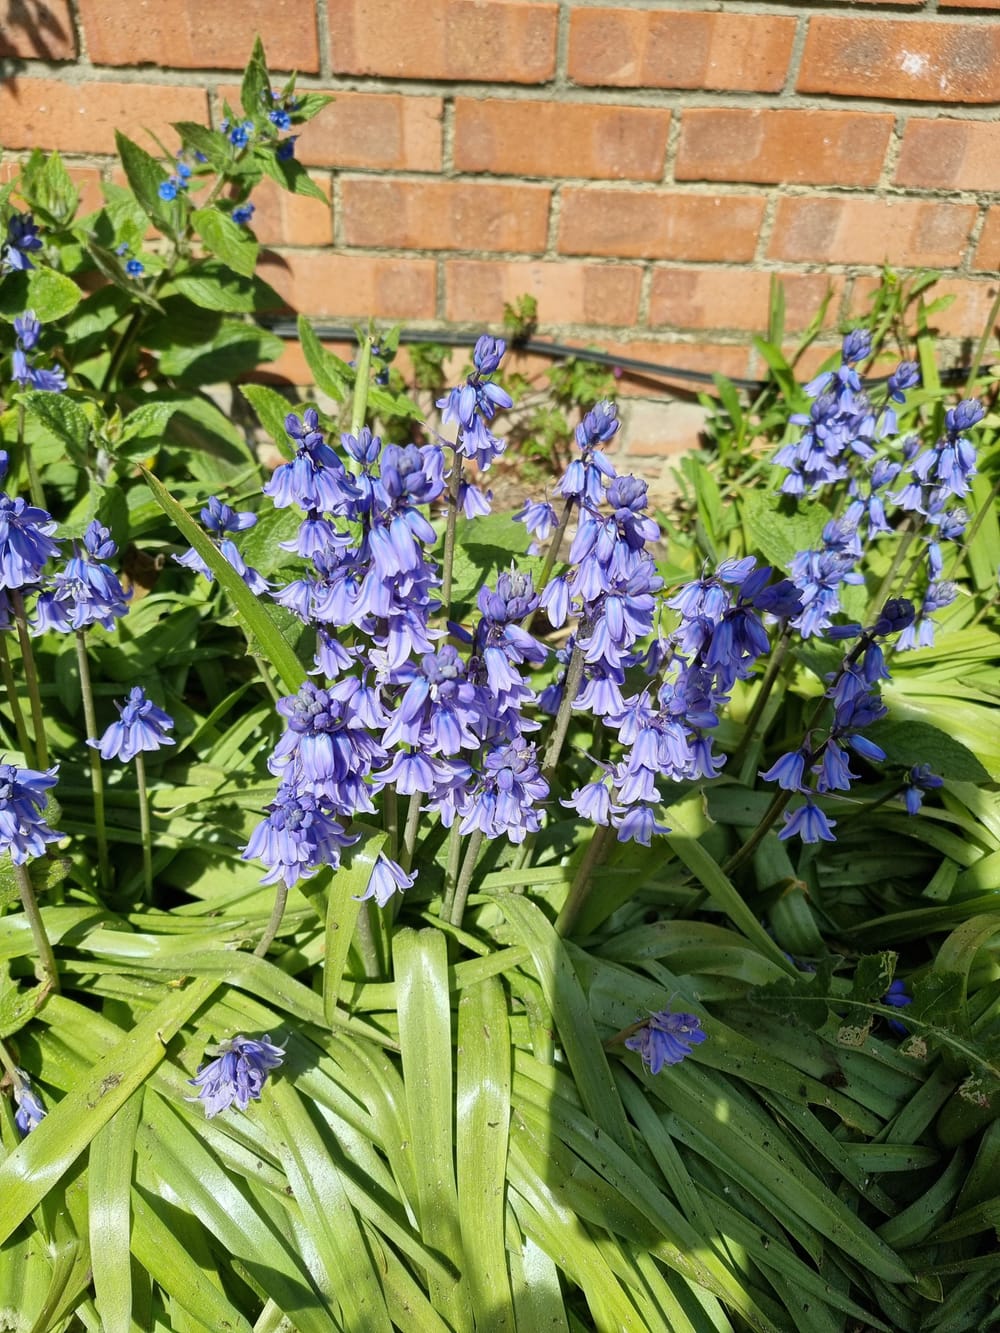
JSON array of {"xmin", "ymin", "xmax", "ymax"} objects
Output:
[{"xmin": 2, "ymin": 0, "xmax": 999, "ymax": 481}]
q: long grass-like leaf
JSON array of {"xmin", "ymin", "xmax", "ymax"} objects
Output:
[{"xmin": 88, "ymin": 1090, "xmax": 144, "ymax": 1333}]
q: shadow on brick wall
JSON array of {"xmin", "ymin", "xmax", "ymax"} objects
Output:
[{"xmin": 0, "ymin": 0, "xmax": 74, "ymax": 79}]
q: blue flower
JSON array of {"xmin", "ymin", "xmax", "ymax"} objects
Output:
[
  {"xmin": 158, "ymin": 180, "xmax": 179, "ymax": 202},
  {"xmin": 243, "ymin": 782, "xmax": 357, "ymax": 887},
  {"xmin": 90, "ymin": 687, "xmax": 175, "ymax": 762},
  {"xmin": 11, "ymin": 1067, "xmax": 47, "ymax": 1135},
  {"xmin": 881, "ymin": 978, "xmax": 911, "ymax": 1037},
  {"xmin": 0, "ymin": 493, "xmax": 62, "ymax": 589},
  {"xmin": 229, "ymin": 120, "xmax": 254, "ymax": 148},
  {"xmin": 0, "ymin": 762, "xmax": 63, "ymax": 864},
  {"xmin": 34, "ymin": 521, "xmax": 130, "ymax": 633},
  {"xmin": 2, "ymin": 212, "xmax": 43, "ymax": 272},
  {"xmin": 190, "ymin": 1034, "xmax": 284, "ymax": 1118},
  {"xmin": 357, "ymin": 851, "xmax": 416, "ymax": 907},
  {"xmin": 625, "ymin": 1009, "xmax": 706, "ymax": 1074},
  {"xmin": 276, "ymin": 136, "xmax": 299, "ymax": 161},
  {"xmin": 232, "ymin": 203, "xmax": 255, "ymax": 225},
  {"xmin": 778, "ymin": 800, "xmax": 836, "ymax": 844},
  {"xmin": 10, "ymin": 311, "xmax": 67, "ymax": 394},
  {"xmin": 901, "ymin": 763, "xmax": 943, "ymax": 815},
  {"xmin": 125, "ymin": 258, "xmax": 145, "ymax": 277}
]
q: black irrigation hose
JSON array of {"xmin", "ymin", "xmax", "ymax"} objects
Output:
[{"xmin": 258, "ymin": 318, "xmax": 985, "ymax": 394}]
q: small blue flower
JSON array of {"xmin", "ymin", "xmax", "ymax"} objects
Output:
[
  {"xmin": 158, "ymin": 180, "xmax": 179, "ymax": 202},
  {"xmin": 625, "ymin": 1009, "xmax": 706, "ymax": 1075},
  {"xmin": 2, "ymin": 212, "xmax": 43, "ymax": 272},
  {"xmin": 0, "ymin": 762, "xmax": 63, "ymax": 864},
  {"xmin": 232, "ymin": 203, "xmax": 255, "ymax": 225},
  {"xmin": 276, "ymin": 136, "xmax": 299, "ymax": 161},
  {"xmin": 229, "ymin": 120, "xmax": 254, "ymax": 148},
  {"xmin": 125, "ymin": 258, "xmax": 144, "ymax": 277},
  {"xmin": 189, "ymin": 1034, "xmax": 284, "ymax": 1118},
  {"xmin": 779, "ymin": 800, "xmax": 837, "ymax": 844},
  {"xmin": 901, "ymin": 763, "xmax": 943, "ymax": 815},
  {"xmin": 90, "ymin": 687, "xmax": 175, "ymax": 762},
  {"xmin": 0, "ymin": 493, "xmax": 62, "ymax": 589},
  {"xmin": 11, "ymin": 1067, "xmax": 47, "ymax": 1135},
  {"xmin": 882, "ymin": 978, "xmax": 911, "ymax": 1037}
]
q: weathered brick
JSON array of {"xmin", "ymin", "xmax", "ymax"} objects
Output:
[
  {"xmin": 857, "ymin": 277, "xmax": 999, "ymax": 337},
  {"xmin": 0, "ymin": 0, "xmax": 75, "ymax": 59},
  {"xmin": 445, "ymin": 259, "xmax": 642, "ymax": 326},
  {"xmin": 676, "ymin": 108, "xmax": 892, "ymax": 186},
  {"xmin": 568, "ymin": 8, "xmax": 795, "ymax": 92},
  {"xmin": 798, "ymin": 17, "xmax": 1000, "ymax": 103},
  {"xmin": 77, "ymin": 0, "xmax": 318, "ymax": 70},
  {"xmin": 895, "ymin": 118, "xmax": 1000, "ymax": 191},
  {"xmin": 245, "ymin": 174, "xmax": 332, "ymax": 247},
  {"xmin": 259, "ymin": 250, "xmax": 436, "ymax": 320},
  {"xmin": 453, "ymin": 99, "xmax": 669, "ymax": 181},
  {"xmin": 0, "ymin": 79, "xmax": 208, "ymax": 154},
  {"xmin": 328, "ymin": 0, "xmax": 558, "ymax": 83},
  {"xmin": 648, "ymin": 268, "xmax": 841, "ymax": 333},
  {"xmin": 218, "ymin": 87, "xmax": 443, "ymax": 172},
  {"xmin": 939, "ymin": 0, "xmax": 1000, "ymax": 8},
  {"xmin": 341, "ymin": 178, "xmax": 550, "ymax": 253},
  {"xmin": 769, "ymin": 197, "xmax": 977, "ymax": 268},
  {"xmin": 972, "ymin": 207, "xmax": 1000, "ymax": 272},
  {"xmin": 557, "ymin": 188, "xmax": 765, "ymax": 261}
]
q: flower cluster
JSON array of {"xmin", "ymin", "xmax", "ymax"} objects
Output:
[
  {"xmin": 34, "ymin": 521, "xmax": 130, "ymax": 633},
  {"xmin": 0, "ymin": 762, "xmax": 63, "ymax": 865},
  {"xmin": 624, "ymin": 1008, "xmax": 707, "ymax": 1075},
  {"xmin": 174, "ymin": 496, "xmax": 267, "ymax": 594},
  {"xmin": 11, "ymin": 311, "xmax": 66, "ymax": 393},
  {"xmin": 90, "ymin": 686, "xmax": 175, "ymax": 763},
  {"xmin": 437, "ymin": 335, "xmax": 513, "ymax": 473},
  {"xmin": 190, "ymin": 1034, "xmax": 284, "ymax": 1118}
]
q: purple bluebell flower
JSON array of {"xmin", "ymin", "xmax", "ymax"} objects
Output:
[
  {"xmin": 779, "ymin": 800, "xmax": 836, "ymax": 844},
  {"xmin": 33, "ymin": 520, "xmax": 130, "ymax": 633},
  {"xmin": 897, "ymin": 581, "xmax": 957, "ymax": 651},
  {"xmin": 625, "ymin": 1009, "xmax": 706, "ymax": 1075},
  {"xmin": 760, "ymin": 750, "xmax": 807, "ymax": 792},
  {"xmin": 0, "ymin": 494, "xmax": 62, "ymax": 589},
  {"xmin": 901, "ymin": 763, "xmax": 943, "ymax": 815},
  {"xmin": 2, "ymin": 212, "xmax": 43, "ymax": 271},
  {"xmin": 459, "ymin": 742, "xmax": 548, "ymax": 844},
  {"xmin": 561, "ymin": 775, "xmax": 622, "ymax": 825},
  {"xmin": 269, "ymin": 681, "xmax": 386, "ymax": 816},
  {"xmin": 190, "ymin": 1034, "xmax": 284, "ymax": 1118},
  {"xmin": 90, "ymin": 687, "xmax": 175, "ymax": 762},
  {"xmin": 174, "ymin": 497, "xmax": 268, "ymax": 593},
  {"xmin": 0, "ymin": 762, "xmax": 63, "ymax": 864},
  {"xmin": 556, "ymin": 401, "xmax": 619, "ymax": 507},
  {"xmin": 437, "ymin": 335, "xmax": 512, "ymax": 470},
  {"xmin": 357, "ymin": 851, "xmax": 416, "ymax": 907},
  {"xmin": 881, "ymin": 978, "xmax": 911, "ymax": 1037},
  {"xmin": 11, "ymin": 1068, "xmax": 47, "ymax": 1135},
  {"xmin": 612, "ymin": 802, "xmax": 670, "ymax": 845},
  {"xmin": 243, "ymin": 782, "xmax": 357, "ymax": 886},
  {"xmin": 11, "ymin": 312, "xmax": 67, "ymax": 393},
  {"xmin": 514, "ymin": 498, "xmax": 559, "ymax": 545},
  {"xmin": 264, "ymin": 410, "xmax": 360, "ymax": 515}
]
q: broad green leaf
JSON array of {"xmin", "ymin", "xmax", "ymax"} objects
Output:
[
  {"xmin": 156, "ymin": 320, "xmax": 284, "ymax": 385},
  {"xmin": 742, "ymin": 488, "xmax": 828, "ymax": 576},
  {"xmin": 139, "ymin": 465, "xmax": 304, "ymax": 693},
  {"xmin": 17, "ymin": 389, "xmax": 91, "ymax": 462},
  {"xmin": 239, "ymin": 383, "xmax": 295, "ymax": 458},
  {"xmin": 259, "ymin": 152, "xmax": 329, "ymax": 202},
  {"xmin": 297, "ymin": 316, "xmax": 351, "ymax": 402},
  {"xmin": 26, "ymin": 265, "xmax": 83, "ymax": 321},
  {"xmin": 875, "ymin": 719, "xmax": 990, "ymax": 784},
  {"xmin": 114, "ymin": 132, "xmax": 172, "ymax": 223},
  {"xmin": 172, "ymin": 122, "xmax": 231, "ymax": 171},
  {"xmin": 240, "ymin": 36, "xmax": 271, "ymax": 121},
  {"xmin": 171, "ymin": 261, "xmax": 281, "ymax": 314},
  {"xmin": 191, "ymin": 207, "xmax": 258, "ymax": 279}
]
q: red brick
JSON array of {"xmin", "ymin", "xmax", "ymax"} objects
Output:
[
  {"xmin": 0, "ymin": 79, "xmax": 208, "ymax": 155},
  {"xmin": 2, "ymin": 160, "xmax": 104, "ymax": 217},
  {"xmin": 246, "ymin": 338, "xmax": 354, "ymax": 387},
  {"xmin": 798, "ymin": 17, "xmax": 1000, "ymax": 103},
  {"xmin": 259, "ymin": 250, "xmax": 436, "ymax": 320},
  {"xmin": 568, "ymin": 8, "xmax": 795, "ymax": 93},
  {"xmin": 973, "ymin": 207, "xmax": 1000, "ymax": 272},
  {"xmin": 328, "ymin": 0, "xmax": 558, "ymax": 83},
  {"xmin": 341, "ymin": 178, "xmax": 550, "ymax": 253},
  {"xmin": 895, "ymin": 118, "xmax": 1000, "ymax": 191},
  {"xmin": 78, "ymin": 0, "xmax": 317, "ymax": 70},
  {"xmin": 769, "ymin": 197, "xmax": 977, "ymax": 268},
  {"xmin": 243, "ymin": 174, "xmax": 332, "ymax": 247},
  {"xmin": 0, "ymin": 0, "xmax": 75, "ymax": 58},
  {"xmin": 445, "ymin": 259, "xmax": 642, "ymax": 327},
  {"xmin": 880, "ymin": 277, "xmax": 1000, "ymax": 337},
  {"xmin": 218, "ymin": 87, "xmax": 443, "ymax": 172},
  {"xmin": 648, "ymin": 268, "xmax": 841, "ymax": 333},
  {"xmin": 454, "ymin": 99, "xmax": 669, "ymax": 181},
  {"xmin": 557, "ymin": 188, "xmax": 765, "ymax": 261},
  {"xmin": 677, "ymin": 108, "xmax": 891, "ymax": 187},
  {"xmin": 939, "ymin": 0, "xmax": 1000, "ymax": 8}
]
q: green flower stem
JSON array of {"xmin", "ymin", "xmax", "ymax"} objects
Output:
[
  {"xmin": 441, "ymin": 821, "xmax": 463, "ymax": 919},
  {"xmin": 729, "ymin": 627, "xmax": 793, "ymax": 773},
  {"xmin": 0, "ymin": 637, "xmax": 33, "ymax": 760},
  {"xmin": 556, "ymin": 822, "xmax": 612, "ymax": 937},
  {"xmin": 14, "ymin": 860, "xmax": 59, "ymax": 995},
  {"xmin": 945, "ymin": 473, "xmax": 1000, "ymax": 584},
  {"xmin": 133, "ymin": 751, "xmax": 153, "ymax": 902},
  {"xmin": 399, "ymin": 792, "xmax": 423, "ymax": 875},
  {"xmin": 383, "ymin": 785, "xmax": 399, "ymax": 863},
  {"xmin": 349, "ymin": 334, "xmax": 373, "ymax": 437},
  {"xmin": 74, "ymin": 630, "xmax": 111, "ymax": 892},
  {"xmin": 10, "ymin": 592, "xmax": 47, "ymax": 770},
  {"xmin": 449, "ymin": 828, "xmax": 484, "ymax": 928},
  {"xmin": 18, "ymin": 403, "xmax": 46, "ymax": 512},
  {"xmin": 542, "ymin": 643, "xmax": 586, "ymax": 783},
  {"xmin": 254, "ymin": 882, "xmax": 288, "ymax": 958},
  {"xmin": 250, "ymin": 650, "xmax": 282, "ymax": 705},
  {"xmin": 440, "ymin": 450, "xmax": 464, "ymax": 616},
  {"xmin": 0, "ymin": 1037, "xmax": 19, "ymax": 1080},
  {"xmin": 522, "ymin": 496, "xmax": 575, "ymax": 626},
  {"xmin": 866, "ymin": 516, "xmax": 918, "ymax": 622}
]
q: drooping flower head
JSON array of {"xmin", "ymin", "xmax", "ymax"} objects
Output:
[
  {"xmin": 90, "ymin": 687, "xmax": 175, "ymax": 762},
  {"xmin": 0, "ymin": 493, "xmax": 62, "ymax": 589},
  {"xmin": 436, "ymin": 334, "xmax": 513, "ymax": 470},
  {"xmin": 189, "ymin": 1034, "xmax": 284, "ymax": 1118},
  {"xmin": 2, "ymin": 213, "xmax": 43, "ymax": 272},
  {"xmin": 624, "ymin": 1009, "xmax": 707, "ymax": 1075},
  {"xmin": 11, "ymin": 311, "xmax": 66, "ymax": 393},
  {"xmin": 881, "ymin": 978, "xmax": 912, "ymax": 1037},
  {"xmin": 0, "ymin": 762, "xmax": 63, "ymax": 864},
  {"xmin": 11, "ymin": 1067, "xmax": 47, "ymax": 1135},
  {"xmin": 34, "ymin": 520, "xmax": 131, "ymax": 633}
]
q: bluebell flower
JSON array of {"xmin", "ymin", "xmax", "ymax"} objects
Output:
[
  {"xmin": 459, "ymin": 743, "xmax": 548, "ymax": 844},
  {"xmin": 437, "ymin": 335, "xmax": 512, "ymax": 470},
  {"xmin": 0, "ymin": 762, "xmax": 63, "ymax": 864},
  {"xmin": 34, "ymin": 520, "xmax": 130, "ymax": 633},
  {"xmin": 514, "ymin": 498, "xmax": 559, "ymax": 545},
  {"xmin": 562, "ymin": 775, "xmax": 622, "ymax": 826},
  {"xmin": 778, "ymin": 800, "xmax": 836, "ymax": 844},
  {"xmin": 881, "ymin": 978, "xmax": 911, "ymax": 1037},
  {"xmin": 90, "ymin": 687, "xmax": 175, "ymax": 762},
  {"xmin": 243, "ymin": 782, "xmax": 357, "ymax": 886},
  {"xmin": 901, "ymin": 763, "xmax": 943, "ymax": 815},
  {"xmin": 897, "ymin": 581, "xmax": 957, "ymax": 651},
  {"xmin": 612, "ymin": 803, "xmax": 670, "ymax": 845},
  {"xmin": 11, "ymin": 311, "xmax": 67, "ymax": 393},
  {"xmin": 357, "ymin": 851, "xmax": 416, "ymax": 907},
  {"xmin": 269, "ymin": 681, "xmax": 386, "ymax": 816},
  {"xmin": 624, "ymin": 1009, "xmax": 706, "ymax": 1074},
  {"xmin": 0, "ymin": 493, "xmax": 62, "ymax": 589},
  {"xmin": 174, "ymin": 497, "xmax": 268, "ymax": 593},
  {"xmin": 190, "ymin": 1034, "xmax": 284, "ymax": 1118},
  {"xmin": 2, "ymin": 212, "xmax": 43, "ymax": 272},
  {"xmin": 264, "ymin": 410, "xmax": 360, "ymax": 515},
  {"xmin": 556, "ymin": 401, "xmax": 619, "ymax": 507},
  {"xmin": 11, "ymin": 1068, "xmax": 47, "ymax": 1135},
  {"xmin": 760, "ymin": 750, "xmax": 807, "ymax": 792},
  {"xmin": 232, "ymin": 203, "xmax": 255, "ymax": 225}
]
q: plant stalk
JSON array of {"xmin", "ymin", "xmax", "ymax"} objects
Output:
[
  {"xmin": 349, "ymin": 334, "xmax": 373, "ymax": 438},
  {"xmin": 556, "ymin": 823, "xmax": 612, "ymax": 936},
  {"xmin": 0, "ymin": 636, "xmax": 33, "ymax": 760},
  {"xmin": 10, "ymin": 592, "xmax": 48, "ymax": 769},
  {"xmin": 523, "ymin": 496, "xmax": 575, "ymax": 625},
  {"xmin": 15, "ymin": 861, "xmax": 59, "ymax": 995},
  {"xmin": 440, "ymin": 449, "xmax": 464, "ymax": 615},
  {"xmin": 74, "ymin": 630, "xmax": 111, "ymax": 891},
  {"xmin": 449, "ymin": 828, "xmax": 484, "ymax": 928},
  {"xmin": 134, "ymin": 751, "xmax": 153, "ymax": 901},
  {"xmin": 399, "ymin": 792, "xmax": 423, "ymax": 875},
  {"xmin": 730, "ymin": 627, "xmax": 792, "ymax": 772},
  {"xmin": 254, "ymin": 883, "xmax": 289, "ymax": 958},
  {"xmin": 18, "ymin": 403, "xmax": 47, "ymax": 511},
  {"xmin": 542, "ymin": 644, "xmax": 586, "ymax": 783},
  {"xmin": 441, "ymin": 821, "xmax": 463, "ymax": 918}
]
